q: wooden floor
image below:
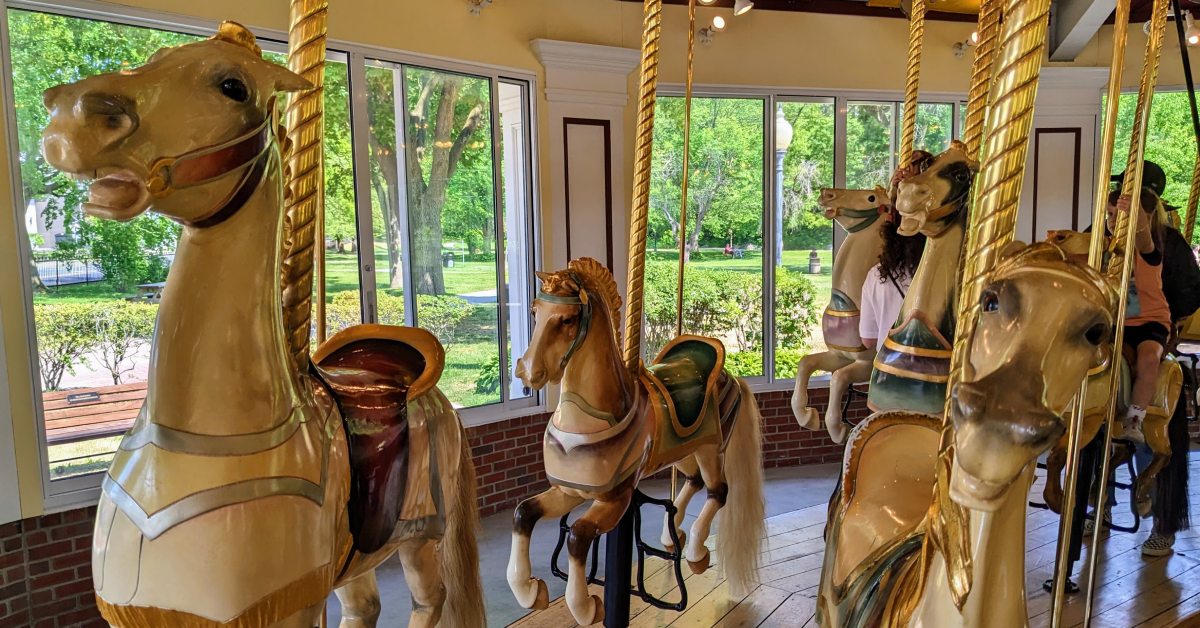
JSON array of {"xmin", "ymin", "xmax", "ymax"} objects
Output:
[{"xmin": 511, "ymin": 457, "xmax": 1200, "ymax": 627}]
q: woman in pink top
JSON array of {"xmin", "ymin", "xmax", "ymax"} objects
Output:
[{"xmin": 859, "ymin": 207, "xmax": 926, "ymax": 350}]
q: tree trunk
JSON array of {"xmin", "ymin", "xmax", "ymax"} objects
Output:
[
  {"xmin": 409, "ymin": 195, "xmax": 446, "ymax": 295},
  {"xmin": 369, "ymin": 135, "xmax": 404, "ymax": 289}
]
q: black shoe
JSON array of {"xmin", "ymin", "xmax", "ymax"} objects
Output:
[{"xmin": 1042, "ymin": 578, "xmax": 1079, "ymax": 594}]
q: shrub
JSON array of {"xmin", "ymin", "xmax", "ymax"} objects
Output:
[
  {"xmin": 33, "ymin": 302, "xmax": 101, "ymax": 391},
  {"xmin": 93, "ymin": 301, "xmax": 157, "ymax": 384},
  {"xmin": 324, "ymin": 291, "xmax": 406, "ymax": 336},
  {"xmin": 416, "ymin": 295, "xmax": 474, "ymax": 346},
  {"xmin": 475, "ymin": 354, "xmax": 502, "ymax": 395},
  {"xmin": 775, "ymin": 267, "xmax": 820, "ymax": 349},
  {"xmin": 725, "ymin": 351, "xmax": 763, "ymax": 377}
]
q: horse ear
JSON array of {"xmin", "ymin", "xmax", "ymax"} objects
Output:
[
  {"xmin": 265, "ymin": 65, "xmax": 314, "ymax": 93},
  {"xmin": 1000, "ymin": 240, "xmax": 1027, "ymax": 260},
  {"xmin": 535, "ymin": 271, "xmax": 554, "ymax": 283}
]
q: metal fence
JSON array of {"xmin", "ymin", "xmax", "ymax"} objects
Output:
[{"xmin": 33, "ymin": 256, "xmax": 104, "ymax": 287}]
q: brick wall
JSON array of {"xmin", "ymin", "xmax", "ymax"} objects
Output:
[{"xmin": 0, "ymin": 386, "xmax": 858, "ymax": 626}]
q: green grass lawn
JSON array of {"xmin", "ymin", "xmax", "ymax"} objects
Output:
[{"xmin": 647, "ymin": 247, "xmax": 835, "ymax": 300}]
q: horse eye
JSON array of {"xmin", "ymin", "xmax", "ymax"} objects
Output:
[
  {"xmin": 867, "ymin": 195, "xmax": 876, "ymax": 203},
  {"xmin": 562, "ymin": 315, "xmax": 578, "ymax": 327},
  {"xmin": 980, "ymin": 290, "xmax": 1000, "ymax": 313},
  {"xmin": 1084, "ymin": 323, "xmax": 1109, "ymax": 346},
  {"xmin": 219, "ymin": 77, "xmax": 249, "ymax": 102}
]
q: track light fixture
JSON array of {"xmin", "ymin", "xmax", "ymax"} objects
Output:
[
  {"xmin": 467, "ymin": 0, "xmax": 491, "ymax": 15},
  {"xmin": 699, "ymin": 16, "xmax": 726, "ymax": 44},
  {"xmin": 1187, "ymin": 11, "xmax": 1200, "ymax": 46},
  {"xmin": 734, "ymin": 0, "xmax": 754, "ymax": 16}
]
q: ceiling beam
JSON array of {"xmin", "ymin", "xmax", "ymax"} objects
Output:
[{"xmin": 1049, "ymin": 0, "xmax": 1117, "ymax": 61}]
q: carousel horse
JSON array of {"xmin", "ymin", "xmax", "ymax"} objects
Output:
[
  {"xmin": 1039, "ymin": 230, "xmax": 1182, "ymax": 516},
  {"xmin": 818, "ymin": 242, "xmax": 1116, "ymax": 627},
  {"xmin": 508, "ymin": 258, "xmax": 765, "ymax": 626},
  {"xmin": 868, "ymin": 142, "xmax": 977, "ymax": 415},
  {"xmin": 792, "ymin": 186, "xmax": 890, "ymax": 443},
  {"xmin": 41, "ymin": 24, "xmax": 484, "ymax": 628}
]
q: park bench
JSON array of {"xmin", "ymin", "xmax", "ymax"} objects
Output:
[{"xmin": 43, "ymin": 381, "xmax": 144, "ymax": 446}]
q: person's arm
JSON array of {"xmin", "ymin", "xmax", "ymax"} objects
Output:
[{"xmin": 1117, "ymin": 194, "xmax": 1155, "ymax": 254}]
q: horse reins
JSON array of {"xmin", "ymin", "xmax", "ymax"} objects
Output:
[
  {"xmin": 534, "ymin": 275, "xmax": 593, "ymax": 372},
  {"xmin": 837, "ymin": 206, "xmax": 889, "ymax": 233},
  {"xmin": 145, "ymin": 96, "xmax": 278, "ymax": 229}
]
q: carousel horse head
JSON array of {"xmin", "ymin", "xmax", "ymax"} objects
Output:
[
  {"xmin": 949, "ymin": 241, "xmax": 1115, "ymax": 510},
  {"xmin": 817, "ymin": 186, "xmax": 890, "ymax": 232},
  {"xmin": 41, "ymin": 22, "xmax": 310, "ymax": 225},
  {"xmin": 895, "ymin": 141, "xmax": 977, "ymax": 236},
  {"xmin": 517, "ymin": 258, "xmax": 623, "ymax": 390}
]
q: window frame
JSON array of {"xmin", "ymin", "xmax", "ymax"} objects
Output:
[
  {"xmin": 0, "ymin": 0, "xmax": 544, "ymax": 511},
  {"xmin": 655, "ymin": 84, "xmax": 966, "ymax": 392}
]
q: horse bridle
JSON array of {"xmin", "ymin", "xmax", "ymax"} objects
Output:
[
  {"xmin": 145, "ymin": 95, "xmax": 278, "ymax": 229},
  {"xmin": 836, "ymin": 206, "xmax": 888, "ymax": 233},
  {"xmin": 534, "ymin": 276, "xmax": 593, "ymax": 372}
]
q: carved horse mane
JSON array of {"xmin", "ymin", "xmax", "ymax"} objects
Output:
[{"xmin": 538, "ymin": 257, "xmax": 624, "ymax": 342}]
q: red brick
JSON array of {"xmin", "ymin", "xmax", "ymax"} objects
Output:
[
  {"xmin": 52, "ymin": 579, "xmax": 92, "ymax": 600},
  {"xmin": 50, "ymin": 551, "xmax": 89, "ymax": 572},
  {"xmin": 50, "ymin": 522, "xmax": 93, "ymax": 543}
]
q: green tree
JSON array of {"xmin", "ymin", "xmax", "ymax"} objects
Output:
[
  {"xmin": 93, "ymin": 301, "xmax": 156, "ymax": 384},
  {"xmin": 32, "ymin": 302, "xmax": 100, "ymax": 390}
]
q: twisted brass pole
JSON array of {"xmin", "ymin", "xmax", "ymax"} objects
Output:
[
  {"xmin": 281, "ymin": 0, "xmax": 328, "ymax": 367},
  {"xmin": 898, "ymin": 0, "xmax": 927, "ymax": 166},
  {"xmin": 1049, "ymin": 0, "xmax": 1130, "ymax": 622},
  {"xmin": 622, "ymin": 0, "xmax": 664, "ymax": 371},
  {"xmin": 1083, "ymin": 1, "xmax": 1169, "ymax": 625},
  {"xmin": 927, "ymin": 0, "xmax": 1052, "ymax": 609},
  {"xmin": 962, "ymin": 0, "xmax": 1002, "ymax": 158},
  {"xmin": 675, "ymin": 0, "xmax": 697, "ymax": 339}
]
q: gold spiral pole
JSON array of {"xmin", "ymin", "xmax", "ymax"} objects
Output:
[
  {"xmin": 1186, "ymin": 156, "xmax": 1200, "ymax": 240},
  {"xmin": 962, "ymin": 0, "xmax": 1002, "ymax": 158},
  {"xmin": 280, "ymin": 0, "xmax": 329, "ymax": 368},
  {"xmin": 623, "ymin": 0, "xmax": 664, "ymax": 371},
  {"xmin": 1083, "ymin": 1, "xmax": 1168, "ymax": 624},
  {"xmin": 897, "ymin": 0, "xmax": 926, "ymax": 167},
  {"xmin": 1049, "ymin": 0, "xmax": 1130, "ymax": 622},
  {"xmin": 927, "ymin": 0, "xmax": 1052, "ymax": 609}
]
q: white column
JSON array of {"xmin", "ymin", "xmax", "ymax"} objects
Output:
[
  {"xmin": 499, "ymin": 86, "xmax": 531, "ymax": 401},
  {"xmin": 532, "ymin": 39, "xmax": 640, "ymax": 299},
  {"xmin": 1016, "ymin": 67, "xmax": 1108, "ymax": 242}
]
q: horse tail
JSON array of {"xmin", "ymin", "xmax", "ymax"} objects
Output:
[
  {"xmin": 718, "ymin": 376, "xmax": 765, "ymax": 597},
  {"xmin": 439, "ymin": 413, "xmax": 486, "ymax": 628}
]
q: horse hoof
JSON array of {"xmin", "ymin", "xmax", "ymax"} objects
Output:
[
  {"xmin": 665, "ymin": 532, "xmax": 687, "ymax": 556},
  {"xmin": 590, "ymin": 595, "xmax": 605, "ymax": 625},
  {"xmin": 688, "ymin": 550, "xmax": 711, "ymax": 574},
  {"xmin": 532, "ymin": 579, "xmax": 550, "ymax": 610}
]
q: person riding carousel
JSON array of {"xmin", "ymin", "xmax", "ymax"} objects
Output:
[{"xmin": 859, "ymin": 171, "xmax": 928, "ymax": 352}]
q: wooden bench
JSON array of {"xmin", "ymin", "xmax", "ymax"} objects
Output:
[{"xmin": 43, "ymin": 381, "xmax": 145, "ymax": 446}]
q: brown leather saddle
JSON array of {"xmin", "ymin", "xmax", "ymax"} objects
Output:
[
  {"xmin": 312, "ymin": 324, "xmax": 445, "ymax": 554},
  {"xmin": 644, "ymin": 335, "xmax": 740, "ymax": 461}
]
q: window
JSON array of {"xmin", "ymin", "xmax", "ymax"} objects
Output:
[
  {"xmin": 648, "ymin": 93, "xmax": 961, "ymax": 384},
  {"xmin": 1109, "ymin": 90, "xmax": 1198, "ymax": 227},
  {"xmin": 4, "ymin": 7, "xmax": 538, "ymax": 501}
]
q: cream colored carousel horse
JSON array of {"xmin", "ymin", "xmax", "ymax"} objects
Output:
[
  {"xmin": 509, "ymin": 258, "xmax": 765, "ymax": 626},
  {"xmin": 1040, "ymin": 229, "xmax": 1182, "ymax": 515},
  {"xmin": 818, "ymin": 242, "xmax": 1116, "ymax": 627},
  {"xmin": 41, "ymin": 24, "xmax": 483, "ymax": 628},
  {"xmin": 868, "ymin": 142, "xmax": 977, "ymax": 415},
  {"xmin": 792, "ymin": 186, "xmax": 889, "ymax": 443}
]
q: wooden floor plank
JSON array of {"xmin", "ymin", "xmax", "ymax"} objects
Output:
[
  {"xmin": 710, "ymin": 586, "xmax": 792, "ymax": 628},
  {"xmin": 756, "ymin": 592, "xmax": 816, "ymax": 628}
]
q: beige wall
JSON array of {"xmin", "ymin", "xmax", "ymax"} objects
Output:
[{"xmin": 3, "ymin": 0, "xmax": 1198, "ymax": 516}]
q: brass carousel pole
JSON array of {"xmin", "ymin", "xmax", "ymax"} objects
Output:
[
  {"xmin": 674, "ymin": 0, "xmax": 696, "ymax": 339},
  {"xmin": 898, "ymin": 0, "xmax": 927, "ymax": 169},
  {"xmin": 927, "ymin": 0, "xmax": 1052, "ymax": 606},
  {"xmin": 1049, "ymin": 0, "xmax": 1130, "ymax": 622},
  {"xmin": 623, "ymin": 0, "xmax": 664, "ymax": 371},
  {"xmin": 961, "ymin": 0, "xmax": 1001, "ymax": 158},
  {"xmin": 1174, "ymin": 0, "xmax": 1200, "ymax": 239},
  {"xmin": 1083, "ymin": 0, "xmax": 1169, "ymax": 624},
  {"xmin": 281, "ymin": 0, "xmax": 329, "ymax": 366}
]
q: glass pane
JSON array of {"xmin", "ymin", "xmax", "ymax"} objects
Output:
[
  {"xmin": 364, "ymin": 62, "xmax": 407, "ymax": 327},
  {"xmin": 846, "ymin": 102, "xmax": 894, "ymax": 189},
  {"xmin": 321, "ymin": 59, "xmax": 363, "ymax": 339},
  {"xmin": 648, "ymin": 96, "xmax": 766, "ymax": 377},
  {"xmin": 404, "ymin": 66, "xmax": 500, "ymax": 408},
  {"xmin": 1111, "ymin": 91, "xmax": 1196, "ymax": 225},
  {"xmin": 498, "ymin": 80, "xmax": 533, "ymax": 401},
  {"xmin": 915, "ymin": 103, "xmax": 953, "ymax": 155},
  {"xmin": 775, "ymin": 101, "xmax": 834, "ymax": 378},
  {"xmin": 8, "ymin": 10, "xmax": 199, "ymax": 479}
]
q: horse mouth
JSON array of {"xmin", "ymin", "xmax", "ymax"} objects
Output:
[
  {"xmin": 949, "ymin": 457, "xmax": 1010, "ymax": 512},
  {"xmin": 79, "ymin": 168, "xmax": 151, "ymax": 221},
  {"xmin": 821, "ymin": 207, "xmax": 837, "ymax": 219}
]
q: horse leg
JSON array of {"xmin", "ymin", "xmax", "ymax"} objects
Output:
[
  {"xmin": 1136, "ymin": 453, "xmax": 1171, "ymax": 517},
  {"xmin": 333, "ymin": 569, "xmax": 381, "ymax": 628},
  {"xmin": 396, "ymin": 538, "xmax": 445, "ymax": 628},
  {"xmin": 661, "ymin": 457, "xmax": 703, "ymax": 552},
  {"xmin": 824, "ymin": 358, "xmax": 872, "ymax": 444},
  {"xmin": 508, "ymin": 486, "xmax": 584, "ymax": 610},
  {"xmin": 565, "ymin": 491, "xmax": 633, "ymax": 626},
  {"xmin": 1043, "ymin": 445, "xmax": 1068, "ymax": 513},
  {"xmin": 684, "ymin": 444, "xmax": 726, "ymax": 574},
  {"xmin": 792, "ymin": 352, "xmax": 850, "ymax": 430}
]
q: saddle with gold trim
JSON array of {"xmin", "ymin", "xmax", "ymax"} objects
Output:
[
  {"xmin": 643, "ymin": 335, "xmax": 740, "ymax": 470},
  {"xmin": 313, "ymin": 324, "xmax": 445, "ymax": 554}
]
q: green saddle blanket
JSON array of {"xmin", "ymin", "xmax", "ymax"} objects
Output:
[{"xmin": 648, "ymin": 339, "xmax": 721, "ymax": 429}]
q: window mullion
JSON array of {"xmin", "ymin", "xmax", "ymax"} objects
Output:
[
  {"xmin": 395, "ymin": 66, "xmax": 416, "ymax": 328},
  {"xmin": 763, "ymin": 96, "xmax": 777, "ymax": 382},
  {"xmin": 348, "ymin": 52, "xmax": 378, "ymax": 324},
  {"xmin": 487, "ymin": 79, "xmax": 510, "ymax": 404}
]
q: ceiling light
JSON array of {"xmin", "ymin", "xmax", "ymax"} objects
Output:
[
  {"xmin": 969, "ymin": 30, "xmax": 979, "ymax": 44},
  {"xmin": 1187, "ymin": 12, "xmax": 1200, "ymax": 46},
  {"xmin": 734, "ymin": 0, "xmax": 754, "ymax": 16},
  {"xmin": 711, "ymin": 15, "xmax": 727, "ymax": 31},
  {"xmin": 699, "ymin": 0, "xmax": 717, "ymax": 4}
]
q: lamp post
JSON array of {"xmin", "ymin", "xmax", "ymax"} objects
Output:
[{"xmin": 775, "ymin": 106, "xmax": 794, "ymax": 267}]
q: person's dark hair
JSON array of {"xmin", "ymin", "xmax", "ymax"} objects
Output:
[{"xmin": 878, "ymin": 209, "xmax": 926, "ymax": 284}]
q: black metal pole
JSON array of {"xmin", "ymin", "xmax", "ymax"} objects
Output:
[
  {"xmin": 1173, "ymin": 0, "xmax": 1200, "ymax": 147},
  {"xmin": 603, "ymin": 505, "xmax": 636, "ymax": 628}
]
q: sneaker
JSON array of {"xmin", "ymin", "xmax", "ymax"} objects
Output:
[
  {"xmin": 1084, "ymin": 508, "xmax": 1112, "ymax": 534},
  {"xmin": 1142, "ymin": 532, "xmax": 1175, "ymax": 557}
]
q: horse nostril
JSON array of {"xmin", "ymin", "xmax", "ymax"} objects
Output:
[{"xmin": 80, "ymin": 92, "xmax": 138, "ymax": 138}]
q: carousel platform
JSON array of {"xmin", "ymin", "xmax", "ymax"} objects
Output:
[{"xmin": 325, "ymin": 456, "xmax": 1200, "ymax": 627}]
